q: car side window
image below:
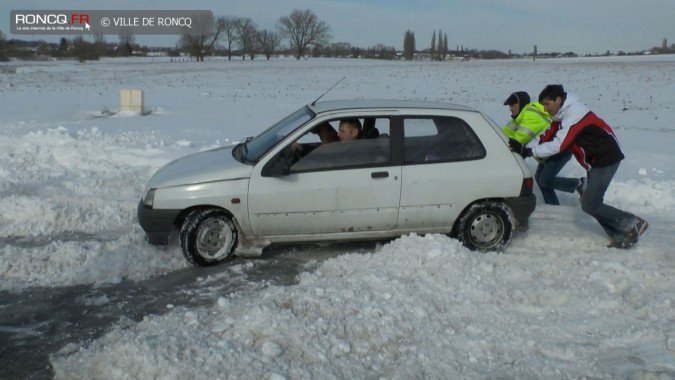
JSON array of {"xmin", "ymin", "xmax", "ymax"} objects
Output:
[
  {"xmin": 291, "ymin": 117, "xmax": 391, "ymax": 172},
  {"xmin": 403, "ymin": 116, "xmax": 485, "ymax": 164}
]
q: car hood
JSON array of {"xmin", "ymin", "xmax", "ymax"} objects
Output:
[{"xmin": 147, "ymin": 146, "xmax": 253, "ymax": 189}]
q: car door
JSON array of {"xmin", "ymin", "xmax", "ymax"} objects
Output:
[
  {"xmin": 397, "ymin": 115, "xmax": 489, "ymax": 230},
  {"xmin": 248, "ymin": 117, "xmax": 401, "ymax": 236}
]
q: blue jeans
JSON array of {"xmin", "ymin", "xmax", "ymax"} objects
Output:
[
  {"xmin": 535, "ymin": 151, "xmax": 580, "ymax": 205},
  {"xmin": 581, "ymin": 162, "xmax": 638, "ymax": 242}
]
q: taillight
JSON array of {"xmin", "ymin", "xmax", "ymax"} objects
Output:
[{"xmin": 520, "ymin": 178, "xmax": 534, "ymax": 196}]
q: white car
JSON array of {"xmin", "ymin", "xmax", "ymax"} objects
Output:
[{"xmin": 138, "ymin": 100, "xmax": 536, "ymax": 266}]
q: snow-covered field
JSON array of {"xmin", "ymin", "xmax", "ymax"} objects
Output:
[{"xmin": 1, "ymin": 56, "xmax": 674, "ymax": 378}]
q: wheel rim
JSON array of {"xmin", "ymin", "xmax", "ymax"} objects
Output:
[
  {"xmin": 195, "ymin": 217, "xmax": 235, "ymax": 260},
  {"xmin": 468, "ymin": 212, "xmax": 504, "ymax": 249}
]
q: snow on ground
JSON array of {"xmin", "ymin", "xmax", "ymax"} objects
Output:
[{"xmin": 1, "ymin": 56, "xmax": 674, "ymax": 378}]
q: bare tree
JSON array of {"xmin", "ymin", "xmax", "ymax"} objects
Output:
[
  {"xmin": 118, "ymin": 27, "xmax": 135, "ymax": 56},
  {"xmin": 222, "ymin": 16, "xmax": 239, "ymax": 61},
  {"xmin": 94, "ymin": 31, "xmax": 108, "ymax": 57},
  {"xmin": 0, "ymin": 30, "xmax": 8, "ymax": 61},
  {"xmin": 258, "ymin": 29, "xmax": 281, "ymax": 60},
  {"xmin": 73, "ymin": 36, "xmax": 99, "ymax": 62},
  {"xmin": 59, "ymin": 37, "xmax": 68, "ymax": 52},
  {"xmin": 278, "ymin": 9, "xmax": 331, "ymax": 60},
  {"xmin": 235, "ymin": 18, "xmax": 258, "ymax": 60},
  {"xmin": 180, "ymin": 14, "xmax": 225, "ymax": 61}
]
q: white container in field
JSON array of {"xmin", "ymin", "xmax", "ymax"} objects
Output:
[{"xmin": 120, "ymin": 89, "xmax": 144, "ymax": 113}]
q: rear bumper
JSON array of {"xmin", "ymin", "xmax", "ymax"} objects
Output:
[
  {"xmin": 504, "ymin": 194, "xmax": 536, "ymax": 230},
  {"xmin": 137, "ymin": 200, "xmax": 182, "ymax": 245}
]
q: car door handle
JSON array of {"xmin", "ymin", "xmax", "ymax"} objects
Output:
[{"xmin": 371, "ymin": 171, "xmax": 389, "ymax": 179}]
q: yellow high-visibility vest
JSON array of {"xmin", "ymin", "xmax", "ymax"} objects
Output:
[{"xmin": 502, "ymin": 102, "xmax": 551, "ymax": 144}]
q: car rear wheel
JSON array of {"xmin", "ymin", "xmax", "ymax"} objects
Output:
[
  {"xmin": 179, "ymin": 208, "xmax": 238, "ymax": 266},
  {"xmin": 453, "ymin": 201, "xmax": 513, "ymax": 251}
]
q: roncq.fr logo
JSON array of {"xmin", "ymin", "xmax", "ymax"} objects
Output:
[{"xmin": 14, "ymin": 13, "xmax": 90, "ymax": 26}]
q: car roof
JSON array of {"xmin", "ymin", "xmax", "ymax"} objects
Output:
[{"xmin": 308, "ymin": 99, "xmax": 479, "ymax": 114}]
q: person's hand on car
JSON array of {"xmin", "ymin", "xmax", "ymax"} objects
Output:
[{"xmin": 508, "ymin": 138, "xmax": 532, "ymax": 158}]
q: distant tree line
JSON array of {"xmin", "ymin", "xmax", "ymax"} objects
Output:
[
  {"xmin": 178, "ymin": 9, "xmax": 331, "ymax": 61},
  {"xmin": 1, "ymin": 10, "xmax": 674, "ymax": 63},
  {"xmin": 0, "ymin": 29, "xmax": 150, "ymax": 62}
]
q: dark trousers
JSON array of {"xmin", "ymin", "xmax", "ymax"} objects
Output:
[
  {"xmin": 534, "ymin": 151, "xmax": 580, "ymax": 205},
  {"xmin": 581, "ymin": 162, "xmax": 639, "ymax": 242}
]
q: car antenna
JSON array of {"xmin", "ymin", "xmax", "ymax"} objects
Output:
[{"xmin": 311, "ymin": 76, "xmax": 346, "ymax": 106}]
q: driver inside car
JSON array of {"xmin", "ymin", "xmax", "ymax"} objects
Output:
[{"xmin": 336, "ymin": 118, "xmax": 362, "ymax": 141}]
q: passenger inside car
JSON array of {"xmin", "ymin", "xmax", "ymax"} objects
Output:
[
  {"xmin": 312, "ymin": 122, "xmax": 339, "ymax": 144},
  {"xmin": 291, "ymin": 122, "xmax": 338, "ymax": 154}
]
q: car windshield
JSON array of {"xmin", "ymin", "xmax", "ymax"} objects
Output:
[{"xmin": 232, "ymin": 106, "xmax": 314, "ymax": 164}]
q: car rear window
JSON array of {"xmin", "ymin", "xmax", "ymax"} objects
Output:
[{"xmin": 403, "ymin": 116, "xmax": 485, "ymax": 164}]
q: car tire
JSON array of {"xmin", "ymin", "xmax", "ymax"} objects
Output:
[
  {"xmin": 179, "ymin": 208, "xmax": 238, "ymax": 266},
  {"xmin": 453, "ymin": 201, "xmax": 513, "ymax": 251}
]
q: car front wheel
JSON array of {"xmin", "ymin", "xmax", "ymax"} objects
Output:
[
  {"xmin": 179, "ymin": 208, "xmax": 238, "ymax": 266},
  {"xmin": 453, "ymin": 201, "xmax": 513, "ymax": 251}
]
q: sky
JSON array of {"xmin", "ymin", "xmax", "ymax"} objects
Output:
[
  {"xmin": 2, "ymin": 0, "xmax": 674, "ymax": 54},
  {"xmin": 1, "ymin": 55, "xmax": 674, "ymax": 378}
]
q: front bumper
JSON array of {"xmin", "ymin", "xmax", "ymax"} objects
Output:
[
  {"xmin": 504, "ymin": 194, "xmax": 536, "ymax": 230},
  {"xmin": 137, "ymin": 200, "xmax": 182, "ymax": 245}
]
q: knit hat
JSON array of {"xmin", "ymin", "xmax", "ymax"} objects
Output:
[{"xmin": 503, "ymin": 91, "xmax": 531, "ymax": 107}]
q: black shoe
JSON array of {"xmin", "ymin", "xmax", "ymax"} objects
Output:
[{"xmin": 576, "ymin": 177, "xmax": 587, "ymax": 197}]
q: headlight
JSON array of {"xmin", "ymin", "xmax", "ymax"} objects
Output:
[{"xmin": 142, "ymin": 188, "xmax": 156, "ymax": 208}]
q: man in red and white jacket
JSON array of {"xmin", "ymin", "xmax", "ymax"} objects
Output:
[{"xmin": 509, "ymin": 84, "xmax": 648, "ymax": 248}]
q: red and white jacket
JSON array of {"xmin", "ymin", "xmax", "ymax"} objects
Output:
[{"xmin": 532, "ymin": 94, "xmax": 624, "ymax": 170}]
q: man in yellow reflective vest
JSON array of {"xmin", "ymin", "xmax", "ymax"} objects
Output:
[
  {"xmin": 502, "ymin": 91, "xmax": 550, "ymax": 145},
  {"xmin": 503, "ymin": 91, "xmax": 584, "ymax": 205}
]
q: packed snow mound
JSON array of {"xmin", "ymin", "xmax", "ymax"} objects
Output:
[{"xmin": 52, "ymin": 234, "xmax": 675, "ymax": 379}]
